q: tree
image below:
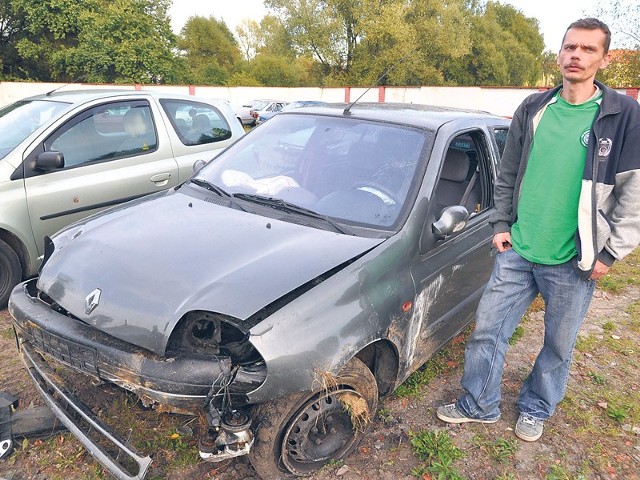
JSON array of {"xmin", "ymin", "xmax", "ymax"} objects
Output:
[
  {"xmin": 6, "ymin": 0, "xmax": 179, "ymax": 83},
  {"xmin": 599, "ymin": 49, "xmax": 640, "ymax": 87},
  {"xmin": 440, "ymin": 2, "xmax": 544, "ymax": 86},
  {"xmin": 68, "ymin": 0, "xmax": 180, "ymax": 83},
  {"xmin": 0, "ymin": 0, "xmax": 24, "ymax": 78},
  {"xmin": 177, "ymin": 15, "xmax": 242, "ymax": 84},
  {"xmin": 593, "ymin": 0, "xmax": 639, "ymax": 48}
]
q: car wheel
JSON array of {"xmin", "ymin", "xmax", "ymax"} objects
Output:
[
  {"xmin": 0, "ymin": 239, "xmax": 21, "ymax": 308},
  {"xmin": 249, "ymin": 357, "xmax": 378, "ymax": 478}
]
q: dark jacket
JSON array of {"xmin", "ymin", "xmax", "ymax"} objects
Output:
[{"xmin": 490, "ymin": 81, "xmax": 640, "ymax": 277}]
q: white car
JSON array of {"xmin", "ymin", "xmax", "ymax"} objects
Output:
[{"xmin": 0, "ymin": 89, "xmax": 244, "ymax": 306}]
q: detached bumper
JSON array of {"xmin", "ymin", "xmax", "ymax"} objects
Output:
[{"xmin": 19, "ymin": 340, "xmax": 152, "ymax": 480}]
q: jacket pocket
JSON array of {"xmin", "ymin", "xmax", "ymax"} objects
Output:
[{"xmin": 595, "ymin": 209, "xmax": 612, "ymax": 252}]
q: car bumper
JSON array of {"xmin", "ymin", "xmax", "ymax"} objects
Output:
[
  {"xmin": 9, "ymin": 278, "xmax": 268, "ymax": 476},
  {"xmin": 9, "ymin": 279, "xmax": 241, "ymax": 410}
]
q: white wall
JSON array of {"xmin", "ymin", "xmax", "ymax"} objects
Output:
[{"xmin": 1, "ymin": 82, "xmax": 636, "ymax": 118}]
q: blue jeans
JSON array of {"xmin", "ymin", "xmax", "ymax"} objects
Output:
[{"xmin": 456, "ymin": 248, "xmax": 595, "ymax": 421}]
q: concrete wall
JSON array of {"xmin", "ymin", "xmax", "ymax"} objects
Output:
[{"xmin": 1, "ymin": 81, "xmax": 637, "ymax": 118}]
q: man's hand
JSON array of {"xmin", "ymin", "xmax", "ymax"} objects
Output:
[
  {"xmin": 493, "ymin": 232, "xmax": 512, "ymax": 252},
  {"xmin": 590, "ymin": 260, "xmax": 610, "ymax": 280}
]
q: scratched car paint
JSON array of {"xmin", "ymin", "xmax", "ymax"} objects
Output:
[{"xmin": 9, "ymin": 103, "xmax": 510, "ymax": 479}]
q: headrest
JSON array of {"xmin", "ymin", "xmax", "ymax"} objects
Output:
[
  {"xmin": 122, "ymin": 109, "xmax": 147, "ymax": 137},
  {"xmin": 441, "ymin": 149, "xmax": 470, "ymax": 182}
]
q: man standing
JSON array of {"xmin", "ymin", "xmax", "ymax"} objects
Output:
[{"xmin": 437, "ymin": 18, "xmax": 640, "ymax": 442}]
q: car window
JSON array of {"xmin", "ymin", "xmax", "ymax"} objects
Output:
[
  {"xmin": 160, "ymin": 99, "xmax": 232, "ymax": 147},
  {"xmin": 0, "ymin": 100, "xmax": 71, "ymax": 160},
  {"xmin": 431, "ymin": 130, "xmax": 494, "ymax": 219},
  {"xmin": 493, "ymin": 127, "xmax": 509, "ymax": 158},
  {"xmin": 198, "ymin": 113, "xmax": 429, "ymax": 230},
  {"xmin": 45, "ymin": 101, "xmax": 158, "ymax": 168}
]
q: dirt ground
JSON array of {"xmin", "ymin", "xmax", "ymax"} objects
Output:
[{"xmin": 1, "ymin": 284, "xmax": 639, "ymax": 480}]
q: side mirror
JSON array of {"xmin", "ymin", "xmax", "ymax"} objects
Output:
[
  {"xmin": 432, "ymin": 205, "xmax": 470, "ymax": 237},
  {"xmin": 35, "ymin": 151, "xmax": 64, "ymax": 171},
  {"xmin": 192, "ymin": 159, "xmax": 207, "ymax": 173}
]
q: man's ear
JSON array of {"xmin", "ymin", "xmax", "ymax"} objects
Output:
[{"xmin": 600, "ymin": 52, "xmax": 611, "ymax": 70}]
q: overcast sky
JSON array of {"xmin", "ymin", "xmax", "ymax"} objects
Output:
[{"xmin": 168, "ymin": 0, "xmax": 618, "ymax": 52}]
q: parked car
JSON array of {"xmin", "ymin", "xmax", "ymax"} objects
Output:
[
  {"xmin": 256, "ymin": 100, "xmax": 328, "ymax": 124},
  {"xmin": 0, "ymin": 89, "xmax": 244, "ymax": 307},
  {"xmin": 9, "ymin": 103, "xmax": 510, "ymax": 479},
  {"xmin": 234, "ymin": 99, "xmax": 264, "ymax": 126},
  {"xmin": 250, "ymin": 100, "xmax": 287, "ymax": 123}
]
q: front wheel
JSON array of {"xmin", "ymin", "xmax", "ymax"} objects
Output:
[
  {"xmin": 249, "ymin": 357, "xmax": 378, "ymax": 478},
  {"xmin": 0, "ymin": 239, "xmax": 21, "ymax": 308}
]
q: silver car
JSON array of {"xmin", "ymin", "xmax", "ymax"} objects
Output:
[{"xmin": 0, "ymin": 89, "xmax": 244, "ymax": 306}]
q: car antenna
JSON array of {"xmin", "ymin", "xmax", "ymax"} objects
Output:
[
  {"xmin": 343, "ymin": 52, "xmax": 412, "ymax": 116},
  {"xmin": 45, "ymin": 75, "xmax": 86, "ymax": 96}
]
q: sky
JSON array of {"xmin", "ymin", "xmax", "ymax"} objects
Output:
[{"xmin": 168, "ymin": 0, "xmax": 610, "ymax": 53}]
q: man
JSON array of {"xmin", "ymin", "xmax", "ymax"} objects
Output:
[{"xmin": 437, "ymin": 18, "xmax": 640, "ymax": 442}]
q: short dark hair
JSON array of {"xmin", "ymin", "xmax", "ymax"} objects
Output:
[{"xmin": 563, "ymin": 18, "xmax": 611, "ymax": 53}]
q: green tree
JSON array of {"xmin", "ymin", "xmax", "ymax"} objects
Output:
[
  {"xmin": 599, "ymin": 49, "xmax": 640, "ymax": 87},
  {"xmin": 177, "ymin": 15, "xmax": 242, "ymax": 84},
  {"xmin": 68, "ymin": 0, "xmax": 179, "ymax": 83},
  {"xmin": 0, "ymin": 0, "xmax": 24, "ymax": 78},
  {"xmin": 591, "ymin": 0, "xmax": 640, "ymax": 87},
  {"xmin": 7, "ymin": 0, "xmax": 179, "ymax": 83},
  {"xmin": 441, "ymin": 2, "xmax": 543, "ymax": 86}
]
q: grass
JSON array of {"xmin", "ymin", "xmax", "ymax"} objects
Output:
[
  {"xmin": 398, "ymin": 249, "xmax": 640, "ymax": 480},
  {"xmin": 0, "ymin": 326, "xmax": 15, "ymax": 340},
  {"xmin": 409, "ymin": 429, "xmax": 464, "ymax": 479}
]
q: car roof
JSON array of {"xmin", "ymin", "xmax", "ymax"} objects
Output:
[
  {"xmin": 19, "ymin": 88, "xmax": 229, "ymax": 107},
  {"xmin": 281, "ymin": 102, "xmax": 509, "ymax": 130}
]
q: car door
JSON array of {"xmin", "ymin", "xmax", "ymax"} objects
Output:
[
  {"xmin": 405, "ymin": 126, "xmax": 498, "ymax": 372},
  {"xmin": 157, "ymin": 98, "xmax": 242, "ymax": 184},
  {"xmin": 22, "ymin": 99, "xmax": 179, "ymax": 256}
]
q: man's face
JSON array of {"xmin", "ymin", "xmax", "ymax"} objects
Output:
[{"xmin": 557, "ymin": 28, "xmax": 610, "ymax": 84}]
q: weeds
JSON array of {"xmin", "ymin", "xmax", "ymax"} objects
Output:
[
  {"xmin": 587, "ymin": 371, "xmax": 605, "ymax": 385},
  {"xmin": 409, "ymin": 429, "xmax": 464, "ymax": 479},
  {"xmin": 508, "ymin": 325, "xmax": 525, "ymax": 345}
]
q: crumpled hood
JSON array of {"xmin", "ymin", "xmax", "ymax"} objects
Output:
[{"xmin": 38, "ymin": 189, "xmax": 382, "ymax": 355}]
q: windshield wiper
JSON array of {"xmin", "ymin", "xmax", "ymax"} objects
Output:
[
  {"xmin": 233, "ymin": 193, "xmax": 351, "ymax": 234},
  {"xmin": 189, "ymin": 178, "xmax": 246, "ymax": 211}
]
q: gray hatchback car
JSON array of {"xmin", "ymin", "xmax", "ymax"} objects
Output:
[
  {"xmin": 0, "ymin": 89, "xmax": 245, "ymax": 307},
  {"xmin": 9, "ymin": 103, "xmax": 510, "ymax": 479}
]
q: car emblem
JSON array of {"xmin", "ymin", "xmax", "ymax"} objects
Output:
[{"xmin": 85, "ymin": 288, "xmax": 102, "ymax": 315}]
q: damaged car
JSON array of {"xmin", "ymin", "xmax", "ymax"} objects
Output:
[{"xmin": 9, "ymin": 103, "xmax": 510, "ymax": 479}]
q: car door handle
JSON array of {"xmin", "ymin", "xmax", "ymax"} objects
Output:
[{"xmin": 150, "ymin": 173, "xmax": 172, "ymax": 186}]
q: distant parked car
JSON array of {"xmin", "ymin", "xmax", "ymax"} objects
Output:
[
  {"xmin": 250, "ymin": 100, "xmax": 286, "ymax": 123},
  {"xmin": 235, "ymin": 99, "xmax": 264, "ymax": 126},
  {"xmin": 256, "ymin": 100, "xmax": 328, "ymax": 124},
  {"xmin": 10, "ymin": 102, "xmax": 511, "ymax": 479},
  {"xmin": 0, "ymin": 89, "xmax": 244, "ymax": 307}
]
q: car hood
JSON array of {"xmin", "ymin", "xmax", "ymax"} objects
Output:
[{"xmin": 37, "ymin": 190, "xmax": 383, "ymax": 355}]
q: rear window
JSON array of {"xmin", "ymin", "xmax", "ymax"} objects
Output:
[{"xmin": 160, "ymin": 99, "xmax": 232, "ymax": 146}]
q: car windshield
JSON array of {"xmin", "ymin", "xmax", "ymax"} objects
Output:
[
  {"xmin": 0, "ymin": 99, "xmax": 72, "ymax": 159},
  {"xmin": 198, "ymin": 113, "xmax": 428, "ymax": 230}
]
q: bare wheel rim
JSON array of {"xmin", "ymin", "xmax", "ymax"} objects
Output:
[{"xmin": 280, "ymin": 387, "xmax": 364, "ymax": 474}]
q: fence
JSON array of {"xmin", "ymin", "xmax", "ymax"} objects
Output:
[{"xmin": 1, "ymin": 82, "xmax": 637, "ymax": 118}]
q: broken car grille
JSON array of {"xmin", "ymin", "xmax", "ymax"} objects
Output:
[{"xmin": 21, "ymin": 324, "xmax": 99, "ymax": 375}]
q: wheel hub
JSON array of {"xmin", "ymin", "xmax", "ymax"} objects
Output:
[{"xmin": 281, "ymin": 388, "xmax": 364, "ymax": 474}]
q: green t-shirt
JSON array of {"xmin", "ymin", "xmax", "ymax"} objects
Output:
[{"xmin": 511, "ymin": 92, "xmax": 601, "ymax": 265}]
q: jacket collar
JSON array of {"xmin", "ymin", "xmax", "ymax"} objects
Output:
[{"xmin": 526, "ymin": 81, "xmax": 621, "ymax": 118}]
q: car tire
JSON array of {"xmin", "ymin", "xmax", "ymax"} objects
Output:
[
  {"xmin": 249, "ymin": 357, "xmax": 378, "ymax": 478},
  {"xmin": 0, "ymin": 239, "xmax": 22, "ymax": 308}
]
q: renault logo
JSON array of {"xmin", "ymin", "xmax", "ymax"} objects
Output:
[{"xmin": 85, "ymin": 288, "xmax": 102, "ymax": 315}]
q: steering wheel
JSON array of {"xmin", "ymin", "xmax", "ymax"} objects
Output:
[{"xmin": 350, "ymin": 182, "xmax": 399, "ymax": 206}]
